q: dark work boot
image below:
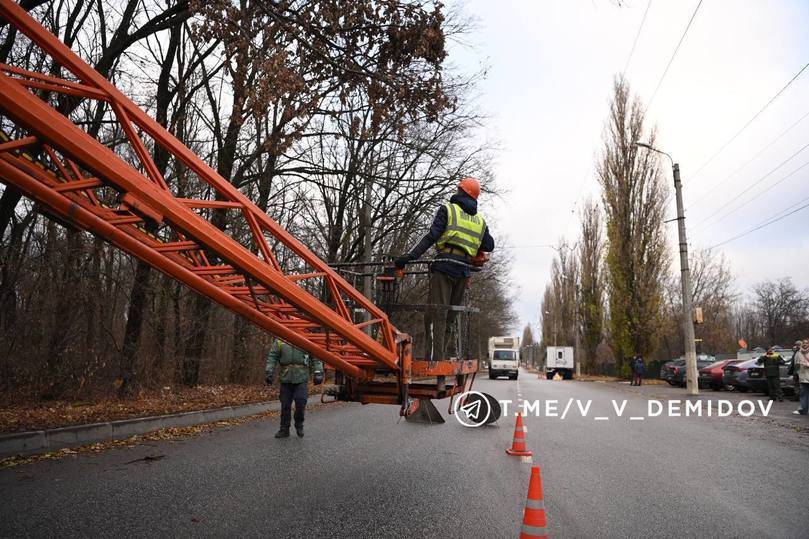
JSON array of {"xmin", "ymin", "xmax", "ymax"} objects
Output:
[
  {"xmin": 275, "ymin": 427, "xmax": 290, "ymax": 438},
  {"xmin": 295, "ymin": 426, "xmax": 304, "ymax": 437}
]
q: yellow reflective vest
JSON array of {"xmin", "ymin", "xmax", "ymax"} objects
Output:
[{"xmin": 435, "ymin": 202, "xmax": 486, "ymax": 256}]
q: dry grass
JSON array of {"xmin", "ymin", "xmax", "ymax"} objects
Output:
[
  {"xmin": 0, "ymin": 384, "xmax": 325, "ymax": 433},
  {"xmin": 0, "ymin": 408, "xmax": 284, "ymax": 469}
]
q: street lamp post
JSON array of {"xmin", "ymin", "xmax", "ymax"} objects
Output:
[{"xmin": 635, "ymin": 142, "xmax": 698, "ymax": 396}]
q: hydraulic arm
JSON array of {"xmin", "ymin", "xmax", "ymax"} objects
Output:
[{"xmin": 0, "ymin": 0, "xmax": 478, "ymax": 418}]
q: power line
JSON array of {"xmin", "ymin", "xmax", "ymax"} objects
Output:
[
  {"xmin": 500, "ymin": 244, "xmax": 555, "ymax": 250},
  {"xmin": 646, "ymin": 0, "xmax": 704, "ymax": 111},
  {"xmin": 688, "ymin": 107, "xmax": 809, "ymax": 205},
  {"xmin": 708, "ymin": 194, "xmax": 809, "ymax": 249},
  {"xmin": 691, "ymin": 61, "xmax": 809, "ymax": 179},
  {"xmin": 622, "ymin": 0, "xmax": 652, "ymax": 75},
  {"xmin": 697, "ymin": 157, "xmax": 809, "ymax": 230},
  {"xmin": 693, "ymin": 138, "xmax": 809, "ymax": 229}
]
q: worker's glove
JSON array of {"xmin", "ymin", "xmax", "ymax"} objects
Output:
[
  {"xmin": 265, "ymin": 371, "xmax": 274, "ymax": 385},
  {"xmin": 394, "ymin": 254, "xmax": 412, "ymax": 269},
  {"xmin": 313, "ymin": 371, "xmax": 324, "ymax": 385}
]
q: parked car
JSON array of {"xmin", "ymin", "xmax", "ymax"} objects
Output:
[
  {"xmin": 661, "ymin": 360, "xmax": 685, "ymax": 386},
  {"xmin": 661, "ymin": 357, "xmax": 716, "ymax": 387},
  {"xmin": 722, "ymin": 359, "xmax": 759, "ymax": 392},
  {"xmin": 699, "ymin": 359, "xmax": 741, "ymax": 390},
  {"xmin": 747, "ymin": 358, "xmax": 796, "ymax": 397}
]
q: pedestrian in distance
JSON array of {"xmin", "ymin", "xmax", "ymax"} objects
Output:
[
  {"xmin": 632, "ymin": 355, "xmax": 645, "ymax": 386},
  {"xmin": 266, "ymin": 339, "xmax": 324, "ymax": 438},
  {"xmin": 629, "ymin": 356, "xmax": 637, "ymax": 386},
  {"xmin": 792, "ymin": 338, "xmax": 809, "ymax": 416},
  {"xmin": 395, "ymin": 177, "xmax": 494, "ymax": 361},
  {"xmin": 756, "ymin": 346, "xmax": 784, "ymax": 402},
  {"xmin": 788, "ymin": 340, "xmax": 801, "ymax": 400}
]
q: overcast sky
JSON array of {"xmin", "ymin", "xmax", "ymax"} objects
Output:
[{"xmin": 447, "ymin": 0, "xmax": 809, "ymax": 338}]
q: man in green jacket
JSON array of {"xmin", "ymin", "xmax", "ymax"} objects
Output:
[
  {"xmin": 756, "ymin": 347, "xmax": 784, "ymax": 402},
  {"xmin": 266, "ymin": 340, "xmax": 324, "ymax": 438}
]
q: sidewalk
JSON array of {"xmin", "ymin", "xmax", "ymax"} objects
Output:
[{"xmin": 0, "ymin": 400, "xmax": 289, "ymax": 457}]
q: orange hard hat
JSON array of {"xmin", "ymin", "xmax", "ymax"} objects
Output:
[{"xmin": 458, "ymin": 177, "xmax": 481, "ymax": 200}]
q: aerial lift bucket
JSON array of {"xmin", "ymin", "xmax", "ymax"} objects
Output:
[{"xmin": 404, "ymin": 398, "xmax": 446, "ymax": 424}]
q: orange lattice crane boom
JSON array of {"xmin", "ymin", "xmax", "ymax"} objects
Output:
[{"xmin": 0, "ymin": 0, "xmax": 478, "ymax": 418}]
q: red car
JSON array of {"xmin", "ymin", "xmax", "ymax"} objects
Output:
[{"xmin": 698, "ymin": 359, "xmax": 742, "ymax": 390}]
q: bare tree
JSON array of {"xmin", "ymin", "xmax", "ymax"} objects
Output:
[
  {"xmin": 753, "ymin": 277, "xmax": 809, "ymax": 346},
  {"xmin": 656, "ymin": 249, "xmax": 737, "ymax": 359},
  {"xmin": 0, "ymin": 0, "xmax": 508, "ymax": 400},
  {"xmin": 175, "ymin": 0, "xmax": 457, "ymax": 385},
  {"xmin": 733, "ymin": 302, "xmax": 762, "ymax": 349},
  {"xmin": 466, "ymin": 251, "xmax": 518, "ymax": 361}
]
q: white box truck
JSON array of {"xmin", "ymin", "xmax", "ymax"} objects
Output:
[
  {"xmin": 488, "ymin": 336, "xmax": 520, "ymax": 380},
  {"xmin": 545, "ymin": 346, "xmax": 574, "ymax": 380}
]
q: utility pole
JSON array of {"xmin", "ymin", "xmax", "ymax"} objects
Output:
[
  {"xmin": 574, "ymin": 283, "xmax": 581, "ymax": 378},
  {"xmin": 672, "ymin": 162, "xmax": 698, "ymax": 396},
  {"xmin": 635, "ymin": 143, "xmax": 698, "ymax": 396}
]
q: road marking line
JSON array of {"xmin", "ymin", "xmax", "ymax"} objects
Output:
[
  {"xmin": 594, "ymin": 416, "xmax": 609, "ymax": 421},
  {"xmin": 521, "ymin": 455, "xmax": 533, "ymax": 463},
  {"xmin": 630, "ymin": 416, "xmax": 645, "ymax": 421}
]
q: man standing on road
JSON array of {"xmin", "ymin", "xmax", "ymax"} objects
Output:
[
  {"xmin": 629, "ymin": 356, "xmax": 637, "ymax": 385},
  {"xmin": 757, "ymin": 347, "xmax": 784, "ymax": 402},
  {"xmin": 632, "ymin": 355, "xmax": 645, "ymax": 386},
  {"xmin": 792, "ymin": 339, "xmax": 809, "ymax": 416},
  {"xmin": 266, "ymin": 340, "xmax": 324, "ymax": 438},
  {"xmin": 395, "ymin": 177, "xmax": 494, "ymax": 360},
  {"xmin": 788, "ymin": 340, "xmax": 801, "ymax": 400}
]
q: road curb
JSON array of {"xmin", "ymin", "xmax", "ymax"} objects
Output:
[{"xmin": 0, "ymin": 400, "xmax": 284, "ymax": 457}]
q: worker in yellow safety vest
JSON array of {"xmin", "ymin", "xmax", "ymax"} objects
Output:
[{"xmin": 395, "ymin": 177, "xmax": 495, "ymax": 360}]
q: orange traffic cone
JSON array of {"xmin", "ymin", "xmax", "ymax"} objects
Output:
[
  {"xmin": 505, "ymin": 412, "xmax": 532, "ymax": 456},
  {"xmin": 519, "ymin": 466, "xmax": 548, "ymax": 539}
]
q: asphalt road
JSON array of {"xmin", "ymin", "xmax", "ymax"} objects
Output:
[{"xmin": 2, "ymin": 370, "xmax": 808, "ymax": 538}]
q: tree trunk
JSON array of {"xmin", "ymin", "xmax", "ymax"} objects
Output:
[
  {"xmin": 230, "ymin": 315, "xmax": 250, "ymax": 383},
  {"xmin": 42, "ymin": 228, "xmax": 82, "ymax": 399},
  {"xmin": 119, "ymin": 258, "xmax": 151, "ymax": 396},
  {"xmin": 118, "ymin": 21, "xmax": 181, "ymax": 394},
  {"xmin": 182, "ymin": 293, "xmax": 209, "ymax": 386}
]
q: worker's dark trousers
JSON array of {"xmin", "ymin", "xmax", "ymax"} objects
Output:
[
  {"xmin": 424, "ymin": 271, "xmax": 468, "ymax": 360},
  {"xmin": 632, "ymin": 373, "xmax": 642, "ymax": 386},
  {"xmin": 279, "ymin": 382, "xmax": 308, "ymax": 429},
  {"xmin": 766, "ymin": 376, "xmax": 782, "ymax": 401}
]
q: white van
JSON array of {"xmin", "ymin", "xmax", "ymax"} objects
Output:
[
  {"xmin": 488, "ymin": 336, "xmax": 520, "ymax": 380},
  {"xmin": 545, "ymin": 346, "xmax": 574, "ymax": 379}
]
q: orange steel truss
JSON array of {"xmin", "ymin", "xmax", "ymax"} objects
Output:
[{"xmin": 0, "ymin": 0, "xmax": 475, "ymax": 410}]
